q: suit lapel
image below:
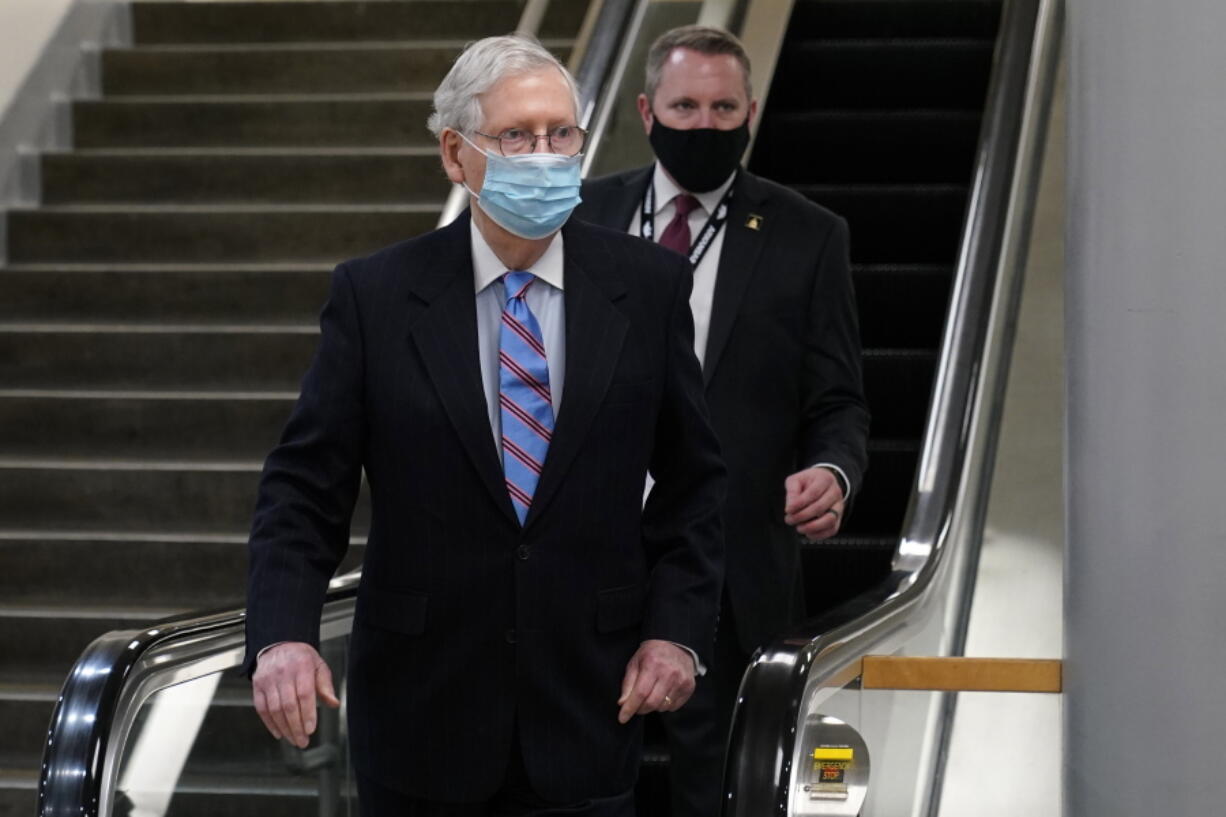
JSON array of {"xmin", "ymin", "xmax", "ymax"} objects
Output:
[
  {"xmin": 523, "ymin": 223, "xmax": 628, "ymax": 530},
  {"xmin": 703, "ymin": 172, "xmax": 771, "ymax": 385},
  {"xmin": 407, "ymin": 213, "xmax": 519, "ymax": 526}
]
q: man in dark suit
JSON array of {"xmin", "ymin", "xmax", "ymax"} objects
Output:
[
  {"xmin": 575, "ymin": 25, "xmax": 869, "ymax": 817},
  {"xmin": 244, "ymin": 35, "xmax": 725, "ymax": 817}
]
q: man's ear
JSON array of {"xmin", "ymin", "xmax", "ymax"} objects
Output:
[
  {"xmin": 748, "ymin": 98, "xmax": 759, "ymax": 128},
  {"xmin": 637, "ymin": 93, "xmax": 653, "ymax": 135},
  {"xmin": 440, "ymin": 129, "xmax": 465, "ymax": 185}
]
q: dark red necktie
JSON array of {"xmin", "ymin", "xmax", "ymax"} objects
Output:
[{"xmin": 658, "ymin": 194, "xmax": 700, "ymax": 256}]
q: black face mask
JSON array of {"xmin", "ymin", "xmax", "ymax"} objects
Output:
[{"xmin": 648, "ymin": 115, "xmax": 750, "ymax": 193}]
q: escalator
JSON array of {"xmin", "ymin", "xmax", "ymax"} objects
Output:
[
  {"xmin": 25, "ymin": 0, "xmax": 1061, "ymax": 815},
  {"xmin": 750, "ymin": 0, "xmax": 1002, "ymax": 616}
]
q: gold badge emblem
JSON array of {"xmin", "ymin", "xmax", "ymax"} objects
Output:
[{"xmin": 745, "ymin": 214, "xmax": 763, "ymax": 231}]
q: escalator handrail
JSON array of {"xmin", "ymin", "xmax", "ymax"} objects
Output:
[
  {"xmin": 721, "ymin": 0, "xmax": 1065, "ymax": 813},
  {"xmin": 38, "ymin": 572, "xmax": 360, "ymax": 817}
]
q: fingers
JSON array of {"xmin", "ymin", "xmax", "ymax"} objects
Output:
[
  {"xmin": 252, "ymin": 685, "xmax": 282, "ymax": 741},
  {"xmin": 783, "ymin": 472, "xmax": 820, "ymax": 517},
  {"xmin": 251, "ymin": 642, "xmax": 331, "ymax": 748},
  {"xmin": 317, "ymin": 662, "xmax": 341, "ymax": 709},
  {"xmin": 783, "ymin": 468, "xmax": 841, "ymax": 519},
  {"xmin": 784, "ymin": 482, "xmax": 840, "ymax": 527},
  {"xmin": 617, "ymin": 642, "xmax": 697, "ymax": 723},
  {"xmin": 617, "ymin": 660, "xmax": 647, "ymax": 724},
  {"xmin": 795, "ymin": 507, "xmax": 841, "ymax": 542}
]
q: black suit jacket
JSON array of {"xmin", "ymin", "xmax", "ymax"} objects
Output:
[
  {"xmin": 244, "ymin": 213, "xmax": 725, "ymax": 802},
  {"xmin": 575, "ymin": 167, "xmax": 869, "ymax": 653}
]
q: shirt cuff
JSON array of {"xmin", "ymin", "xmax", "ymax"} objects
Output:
[
  {"xmin": 256, "ymin": 642, "xmax": 287, "ymax": 663},
  {"xmin": 669, "ymin": 642, "xmax": 707, "ymax": 676},
  {"xmin": 811, "ymin": 462, "xmax": 851, "ymax": 503}
]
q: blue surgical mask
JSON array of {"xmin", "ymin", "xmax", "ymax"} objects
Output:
[{"xmin": 461, "ymin": 133, "xmax": 582, "ymax": 240}]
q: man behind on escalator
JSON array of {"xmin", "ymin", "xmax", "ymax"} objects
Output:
[{"xmin": 575, "ymin": 25, "xmax": 870, "ymax": 817}]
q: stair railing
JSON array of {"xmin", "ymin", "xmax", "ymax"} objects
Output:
[{"xmin": 720, "ymin": 0, "xmax": 1064, "ymax": 814}]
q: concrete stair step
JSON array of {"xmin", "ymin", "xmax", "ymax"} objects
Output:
[
  {"xmin": 0, "ymin": 264, "xmax": 331, "ymax": 325},
  {"xmin": 0, "ymin": 534, "xmax": 363, "ymax": 609},
  {"xmin": 6, "ymin": 205, "xmax": 437, "ymax": 264},
  {"xmin": 0, "ymin": 392, "xmax": 295, "ymax": 459},
  {"xmin": 0, "ymin": 608, "xmax": 165, "ymax": 682},
  {"xmin": 41, "ymin": 148, "xmax": 450, "ymax": 205},
  {"xmin": 130, "ymin": 0, "xmax": 588, "ymax": 45},
  {"xmin": 101, "ymin": 40, "xmax": 571, "ymax": 96},
  {"xmin": 0, "ymin": 327, "xmax": 317, "ymax": 390},
  {"xmin": 0, "ymin": 768, "xmax": 37, "ymax": 817},
  {"xmin": 0, "ymin": 327, "xmax": 929, "ymax": 400},
  {"xmin": 0, "ymin": 680, "xmax": 61, "ymax": 770},
  {"xmin": 0, "ymin": 263, "xmax": 953, "ymax": 347},
  {"xmin": 72, "ymin": 94, "xmax": 435, "ymax": 149},
  {"xmin": 0, "ymin": 459, "xmax": 372, "ymax": 535}
]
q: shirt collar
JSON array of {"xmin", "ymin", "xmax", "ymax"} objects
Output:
[
  {"xmin": 651, "ymin": 162, "xmax": 737, "ymax": 216},
  {"xmin": 471, "ymin": 219, "xmax": 565, "ymax": 294}
]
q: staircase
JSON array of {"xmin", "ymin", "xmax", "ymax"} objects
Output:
[
  {"xmin": 749, "ymin": 0, "xmax": 1003, "ymax": 613},
  {"xmin": 0, "ymin": 2, "xmax": 588, "ymax": 815}
]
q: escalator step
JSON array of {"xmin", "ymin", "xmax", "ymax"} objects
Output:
[
  {"xmin": 788, "ymin": 0, "xmax": 1002, "ymax": 40},
  {"xmin": 795, "ymin": 184, "xmax": 968, "ymax": 264},
  {"xmin": 769, "ymin": 39, "xmax": 994, "ymax": 111},
  {"xmin": 840, "ymin": 441, "xmax": 919, "ymax": 537},
  {"xmin": 854, "ymin": 264, "xmax": 953, "ymax": 349},
  {"xmin": 753, "ymin": 110, "xmax": 982, "ymax": 184},
  {"xmin": 863, "ymin": 349, "xmax": 937, "ymax": 439}
]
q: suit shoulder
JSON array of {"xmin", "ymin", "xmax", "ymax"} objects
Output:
[
  {"xmin": 566, "ymin": 219, "xmax": 689, "ymax": 291},
  {"xmin": 334, "ymin": 223, "xmax": 463, "ymax": 292},
  {"xmin": 581, "ymin": 166, "xmax": 647, "ymax": 195},
  {"xmin": 746, "ymin": 172, "xmax": 847, "ymax": 232}
]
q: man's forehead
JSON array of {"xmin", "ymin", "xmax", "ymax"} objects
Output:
[
  {"xmin": 477, "ymin": 67, "xmax": 577, "ymax": 124},
  {"xmin": 657, "ymin": 49, "xmax": 747, "ymax": 93}
]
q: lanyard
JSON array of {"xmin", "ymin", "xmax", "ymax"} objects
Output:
[{"xmin": 640, "ymin": 176, "xmax": 736, "ymax": 268}]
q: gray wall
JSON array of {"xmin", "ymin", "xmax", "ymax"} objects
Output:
[
  {"xmin": 1065, "ymin": 1, "xmax": 1226, "ymax": 814},
  {"xmin": 0, "ymin": 0, "xmax": 76, "ymax": 115}
]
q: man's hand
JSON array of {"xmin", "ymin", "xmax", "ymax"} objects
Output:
[
  {"xmin": 784, "ymin": 466, "xmax": 845, "ymax": 542},
  {"xmin": 617, "ymin": 639, "xmax": 697, "ymax": 724},
  {"xmin": 251, "ymin": 642, "xmax": 340, "ymax": 748}
]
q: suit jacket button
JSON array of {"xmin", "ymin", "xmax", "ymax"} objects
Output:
[
  {"xmin": 505, "ymin": 628, "xmax": 517, "ymax": 644},
  {"xmin": 516, "ymin": 545, "xmax": 531, "ymax": 560}
]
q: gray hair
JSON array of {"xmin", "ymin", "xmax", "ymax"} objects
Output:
[
  {"xmin": 644, "ymin": 25, "xmax": 753, "ymax": 104},
  {"xmin": 427, "ymin": 34, "xmax": 580, "ymax": 138}
]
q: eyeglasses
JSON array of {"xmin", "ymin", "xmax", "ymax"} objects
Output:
[{"xmin": 471, "ymin": 125, "xmax": 587, "ymax": 157}]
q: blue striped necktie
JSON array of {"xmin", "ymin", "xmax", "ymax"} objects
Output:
[{"xmin": 499, "ymin": 271, "xmax": 554, "ymax": 524}]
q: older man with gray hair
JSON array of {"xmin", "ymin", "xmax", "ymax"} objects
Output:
[{"xmin": 243, "ymin": 34, "xmax": 725, "ymax": 816}]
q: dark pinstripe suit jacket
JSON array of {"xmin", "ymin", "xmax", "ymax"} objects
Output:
[{"xmin": 244, "ymin": 212, "xmax": 725, "ymax": 802}]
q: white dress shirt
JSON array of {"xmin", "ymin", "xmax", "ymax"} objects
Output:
[
  {"xmin": 628, "ymin": 163, "xmax": 734, "ymax": 367},
  {"xmin": 471, "ymin": 222, "xmax": 566, "ymax": 445}
]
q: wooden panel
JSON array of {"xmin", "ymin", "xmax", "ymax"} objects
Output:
[{"xmin": 861, "ymin": 656, "xmax": 1062, "ymax": 693}]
